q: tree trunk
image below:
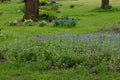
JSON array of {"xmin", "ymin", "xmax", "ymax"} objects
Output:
[
  {"xmin": 23, "ymin": 0, "xmax": 39, "ymax": 21},
  {"xmin": 101, "ymin": 0, "xmax": 109, "ymax": 9}
]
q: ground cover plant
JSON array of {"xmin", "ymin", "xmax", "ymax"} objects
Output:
[
  {"xmin": 0, "ymin": 0, "xmax": 120, "ymax": 80},
  {"xmin": 6, "ymin": 34, "xmax": 120, "ymax": 67},
  {"xmin": 1, "ymin": 33, "xmax": 120, "ymax": 80}
]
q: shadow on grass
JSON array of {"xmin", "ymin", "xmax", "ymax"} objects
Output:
[
  {"xmin": 91, "ymin": 7, "xmax": 120, "ymax": 12},
  {"xmin": 0, "ymin": 12, "xmax": 3, "ymax": 16}
]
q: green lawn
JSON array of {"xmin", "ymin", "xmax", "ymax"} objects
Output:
[
  {"xmin": 0, "ymin": 0, "xmax": 120, "ymax": 80},
  {"xmin": 0, "ymin": 63, "xmax": 120, "ymax": 80}
]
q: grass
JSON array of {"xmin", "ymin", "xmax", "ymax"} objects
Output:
[
  {"xmin": 0, "ymin": 63, "xmax": 120, "ymax": 80},
  {"xmin": 0, "ymin": 0, "xmax": 120, "ymax": 80},
  {"xmin": 1, "ymin": 0, "xmax": 120, "ymax": 44}
]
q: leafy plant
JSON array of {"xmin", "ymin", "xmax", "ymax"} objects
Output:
[
  {"xmin": 0, "ymin": 33, "xmax": 7, "ymax": 40},
  {"xmin": 52, "ymin": 16, "xmax": 76, "ymax": 27},
  {"xmin": 39, "ymin": 20, "xmax": 47, "ymax": 27},
  {"xmin": 24, "ymin": 19, "xmax": 33, "ymax": 26},
  {"xmin": 39, "ymin": 10, "xmax": 56, "ymax": 21},
  {"xmin": 9, "ymin": 20, "xmax": 18, "ymax": 26},
  {"xmin": 39, "ymin": 0, "xmax": 48, "ymax": 6},
  {"xmin": 0, "ymin": 47, "xmax": 7, "ymax": 59}
]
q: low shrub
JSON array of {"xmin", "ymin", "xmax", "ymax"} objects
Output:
[
  {"xmin": 39, "ymin": 0, "xmax": 48, "ymax": 6},
  {"xmin": 39, "ymin": 10, "xmax": 56, "ymax": 21},
  {"xmin": 52, "ymin": 16, "xmax": 76, "ymax": 27}
]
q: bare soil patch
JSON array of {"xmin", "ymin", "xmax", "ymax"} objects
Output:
[{"xmin": 98, "ymin": 22, "xmax": 120, "ymax": 33}]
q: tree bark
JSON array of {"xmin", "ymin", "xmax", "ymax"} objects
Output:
[
  {"xmin": 23, "ymin": 0, "xmax": 39, "ymax": 21},
  {"xmin": 101, "ymin": 0, "xmax": 109, "ymax": 9}
]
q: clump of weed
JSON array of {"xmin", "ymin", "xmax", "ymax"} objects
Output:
[
  {"xmin": 9, "ymin": 20, "xmax": 18, "ymax": 26},
  {"xmin": 39, "ymin": 20, "xmax": 47, "ymax": 27},
  {"xmin": 24, "ymin": 19, "xmax": 33, "ymax": 26}
]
